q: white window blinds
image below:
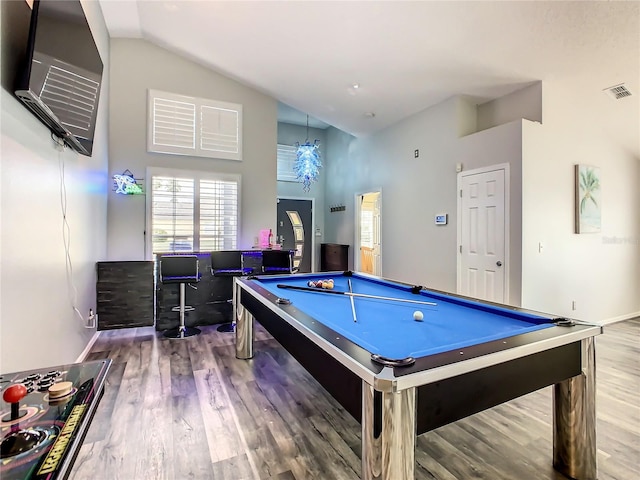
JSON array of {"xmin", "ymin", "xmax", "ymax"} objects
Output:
[
  {"xmin": 150, "ymin": 170, "xmax": 239, "ymax": 254},
  {"xmin": 151, "ymin": 176, "xmax": 195, "ymax": 253},
  {"xmin": 201, "ymin": 105, "xmax": 239, "ymax": 155},
  {"xmin": 151, "ymin": 98, "xmax": 196, "ymax": 150},
  {"xmin": 148, "ymin": 89, "xmax": 242, "ymax": 161},
  {"xmin": 277, "ymin": 144, "xmax": 298, "ymax": 182},
  {"xmin": 199, "ymin": 179, "xmax": 238, "ymax": 251}
]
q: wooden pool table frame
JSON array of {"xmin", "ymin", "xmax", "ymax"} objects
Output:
[{"xmin": 234, "ymin": 273, "xmax": 602, "ymax": 480}]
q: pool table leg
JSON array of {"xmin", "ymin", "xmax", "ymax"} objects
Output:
[
  {"xmin": 235, "ymin": 281, "xmax": 254, "ymax": 359},
  {"xmin": 362, "ymin": 382, "xmax": 416, "ymax": 480},
  {"xmin": 553, "ymin": 337, "xmax": 597, "ymax": 480}
]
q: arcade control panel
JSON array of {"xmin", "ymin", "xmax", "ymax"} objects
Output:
[{"xmin": 0, "ymin": 359, "xmax": 111, "ymax": 479}]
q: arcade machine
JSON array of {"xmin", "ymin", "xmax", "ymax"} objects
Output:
[{"xmin": 0, "ymin": 359, "xmax": 111, "ymax": 479}]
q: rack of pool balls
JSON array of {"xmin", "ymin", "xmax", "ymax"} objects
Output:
[{"xmin": 307, "ymin": 279, "xmax": 335, "ymax": 289}]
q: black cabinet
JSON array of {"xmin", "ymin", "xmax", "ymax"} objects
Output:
[
  {"xmin": 320, "ymin": 243, "xmax": 349, "ymax": 271},
  {"xmin": 96, "ymin": 261, "xmax": 154, "ymax": 330}
]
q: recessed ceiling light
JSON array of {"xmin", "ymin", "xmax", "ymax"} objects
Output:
[{"xmin": 352, "ymin": 83, "xmax": 360, "ymax": 89}]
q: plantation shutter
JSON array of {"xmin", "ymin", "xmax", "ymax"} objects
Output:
[
  {"xmin": 201, "ymin": 105, "xmax": 240, "ymax": 157},
  {"xmin": 150, "ymin": 170, "xmax": 239, "ymax": 254},
  {"xmin": 151, "ymin": 97, "xmax": 196, "ymax": 151},
  {"xmin": 277, "ymin": 144, "xmax": 298, "ymax": 182},
  {"xmin": 148, "ymin": 89, "xmax": 242, "ymax": 160},
  {"xmin": 199, "ymin": 179, "xmax": 238, "ymax": 251},
  {"xmin": 151, "ymin": 176, "xmax": 195, "ymax": 253}
]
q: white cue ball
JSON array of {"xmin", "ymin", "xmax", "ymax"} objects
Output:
[{"xmin": 413, "ymin": 310, "xmax": 424, "ymax": 321}]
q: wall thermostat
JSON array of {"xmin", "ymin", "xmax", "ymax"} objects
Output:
[{"xmin": 435, "ymin": 214, "xmax": 448, "ymax": 225}]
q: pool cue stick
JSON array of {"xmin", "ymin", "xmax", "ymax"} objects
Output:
[
  {"xmin": 276, "ymin": 284, "xmax": 437, "ymax": 307},
  {"xmin": 348, "ymin": 278, "xmax": 357, "ymax": 322}
]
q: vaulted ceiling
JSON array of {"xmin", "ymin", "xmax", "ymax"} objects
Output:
[{"xmin": 98, "ymin": 0, "xmax": 638, "ymax": 153}]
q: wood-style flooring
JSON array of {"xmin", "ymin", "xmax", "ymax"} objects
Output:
[{"xmin": 70, "ymin": 318, "xmax": 640, "ymax": 480}]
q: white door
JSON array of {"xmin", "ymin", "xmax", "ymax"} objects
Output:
[{"xmin": 458, "ymin": 166, "xmax": 508, "ymax": 302}]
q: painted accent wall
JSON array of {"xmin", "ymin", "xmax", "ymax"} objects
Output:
[
  {"xmin": 1, "ymin": 0, "xmax": 110, "ymax": 372},
  {"xmin": 107, "ymin": 39, "xmax": 278, "ymax": 260},
  {"xmin": 324, "ymin": 97, "xmax": 524, "ymax": 306},
  {"xmin": 277, "ymin": 122, "xmax": 327, "ymax": 271}
]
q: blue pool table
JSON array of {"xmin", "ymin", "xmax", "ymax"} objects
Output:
[{"xmin": 234, "ymin": 271, "xmax": 602, "ymax": 480}]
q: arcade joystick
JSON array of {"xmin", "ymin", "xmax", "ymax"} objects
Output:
[
  {"xmin": 2, "ymin": 384, "xmax": 28, "ymax": 422},
  {"xmin": 0, "ymin": 383, "xmax": 52, "ymax": 460}
]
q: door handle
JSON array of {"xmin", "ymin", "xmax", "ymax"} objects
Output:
[{"xmin": 496, "ymin": 261, "xmax": 503, "ymax": 267}]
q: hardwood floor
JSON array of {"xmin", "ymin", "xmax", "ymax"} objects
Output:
[{"xmin": 70, "ymin": 319, "xmax": 639, "ymax": 480}]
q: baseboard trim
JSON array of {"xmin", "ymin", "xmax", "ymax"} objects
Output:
[
  {"xmin": 600, "ymin": 311, "xmax": 640, "ymax": 326},
  {"xmin": 76, "ymin": 330, "xmax": 101, "ymax": 362}
]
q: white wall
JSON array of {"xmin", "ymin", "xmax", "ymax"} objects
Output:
[
  {"xmin": 107, "ymin": 39, "xmax": 278, "ymax": 260},
  {"xmin": 522, "ymin": 82, "xmax": 640, "ymax": 324},
  {"xmin": 277, "ymin": 122, "xmax": 327, "ymax": 271},
  {"xmin": 0, "ymin": 0, "xmax": 110, "ymax": 372}
]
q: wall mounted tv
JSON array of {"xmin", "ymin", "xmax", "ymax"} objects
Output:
[{"xmin": 15, "ymin": 0, "xmax": 103, "ymax": 157}]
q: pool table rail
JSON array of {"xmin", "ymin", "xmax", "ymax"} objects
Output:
[{"xmin": 391, "ymin": 322, "xmax": 600, "ymax": 391}]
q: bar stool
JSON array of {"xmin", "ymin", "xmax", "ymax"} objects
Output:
[
  {"xmin": 159, "ymin": 255, "xmax": 201, "ymax": 338},
  {"xmin": 261, "ymin": 249, "xmax": 296, "ymax": 275},
  {"xmin": 210, "ymin": 251, "xmax": 251, "ymax": 332}
]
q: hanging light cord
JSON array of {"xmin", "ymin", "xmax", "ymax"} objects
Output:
[{"xmin": 306, "ymin": 114, "xmax": 309, "ymax": 141}]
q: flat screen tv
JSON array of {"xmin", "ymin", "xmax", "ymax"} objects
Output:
[{"xmin": 15, "ymin": 0, "xmax": 103, "ymax": 156}]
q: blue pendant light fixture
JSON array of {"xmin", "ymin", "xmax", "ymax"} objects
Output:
[{"xmin": 294, "ymin": 115, "xmax": 322, "ymax": 192}]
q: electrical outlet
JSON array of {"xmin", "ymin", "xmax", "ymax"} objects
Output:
[
  {"xmin": 87, "ymin": 309, "xmax": 97, "ymax": 327},
  {"xmin": 571, "ymin": 301, "xmax": 577, "ymax": 311},
  {"xmin": 414, "ymin": 149, "xmax": 419, "ymax": 158}
]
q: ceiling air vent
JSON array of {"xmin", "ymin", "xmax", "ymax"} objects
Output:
[{"xmin": 604, "ymin": 83, "xmax": 632, "ymax": 100}]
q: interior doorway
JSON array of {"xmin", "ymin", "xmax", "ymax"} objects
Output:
[
  {"xmin": 276, "ymin": 198, "xmax": 313, "ymax": 273},
  {"xmin": 355, "ymin": 190, "xmax": 382, "ymax": 275}
]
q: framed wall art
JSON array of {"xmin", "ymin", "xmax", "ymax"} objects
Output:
[{"xmin": 575, "ymin": 164, "xmax": 601, "ymax": 233}]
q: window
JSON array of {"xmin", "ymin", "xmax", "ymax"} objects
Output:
[
  {"xmin": 277, "ymin": 144, "xmax": 297, "ymax": 182},
  {"xmin": 149, "ymin": 168, "xmax": 240, "ymax": 254},
  {"xmin": 360, "ymin": 210, "xmax": 374, "ymax": 248},
  {"xmin": 148, "ymin": 89, "xmax": 242, "ymax": 161}
]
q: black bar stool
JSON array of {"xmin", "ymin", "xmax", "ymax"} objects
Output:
[
  {"xmin": 261, "ymin": 249, "xmax": 296, "ymax": 274},
  {"xmin": 210, "ymin": 251, "xmax": 252, "ymax": 332},
  {"xmin": 159, "ymin": 255, "xmax": 201, "ymax": 338}
]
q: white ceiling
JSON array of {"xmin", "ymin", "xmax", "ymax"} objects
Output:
[{"xmin": 97, "ymin": 0, "xmax": 638, "ymax": 146}]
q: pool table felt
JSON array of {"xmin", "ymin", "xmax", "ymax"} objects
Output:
[{"xmin": 255, "ymin": 273, "xmax": 553, "ymax": 360}]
